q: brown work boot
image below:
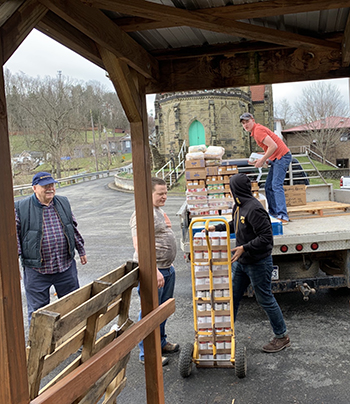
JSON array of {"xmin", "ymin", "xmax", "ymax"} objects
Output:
[
  {"xmin": 263, "ymin": 335, "xmax": 291, "ymax": 353},
  {"xmin": 139, "ymin": 356, "xmax": 169, "ymax": 366},
  {"xmin": 162, "ymin": 342, "xmax": 180, "ymax": 354}
]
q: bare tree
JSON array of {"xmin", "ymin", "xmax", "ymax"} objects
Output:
[
  {"xmin": 5, "ymin": 69, "xmax": 130, "ymax": 177},
  {"xmin": 14, "ymin": 73, "xmax": 83, "ymax": 177},
  {"xmin": 293, "ymin": 82, "xmax": 348, "ymax": 163},
  {"xmin": 274, "ymin": 98, "xmax": 295, "ymax": 128}
]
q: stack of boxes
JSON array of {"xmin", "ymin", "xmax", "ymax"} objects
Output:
[
  {"xmin": 185, "ymin": 153, "xmax": 238, "ymax": 217},
  {"xmin": 192, "ymin": 230, "xmax": 233, "ymax": 366}
]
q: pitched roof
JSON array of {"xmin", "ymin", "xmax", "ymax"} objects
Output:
[{"xmin": 282, "ymin": 117, "xmax": 350, "ymax": 133}]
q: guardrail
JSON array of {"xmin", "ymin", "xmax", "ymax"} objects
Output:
[{"xmin": 13, "ymin": 169, "xmax": 121, "ymax": 196}]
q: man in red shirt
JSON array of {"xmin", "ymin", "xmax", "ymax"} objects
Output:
[{"xmin": 240, "ymin": 112, "xmax": 292, "ymax": 223}]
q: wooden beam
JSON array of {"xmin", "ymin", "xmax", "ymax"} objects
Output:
[
  {"xmin": 197, "ymin": 0, "xmax": 350, "ymax": 20},
  {"xmin": 91, "ymin": 0, "xmax": 350, "ymax": 33},
  {"xmin": 0, "ymin": 0, "xmax": 25, "ymax": 27},
  {"xmin": 98, "ymin": 46, "xmax": 142, "ymax": 123},
  {"xmin": 0, "ymin": 0, "xmax": 48, "ymax": 63},
  {"xmin": 39, "ymin": 0, "xmax": 159, "ymax": 80},
  {"xmin": 36, "ymin": 11, "xmax": 104, "ymax": 70},
  {"xmin": 146, "ymin": 48, "xmax": 348, "ymax": 94},
  {"xmin": 0, "ymin": 53, "xmax": 29, "ymax": 404},
  {"xmin": 128, "ymin": 74, "xmax": 166, "ymax": 404},
  {"xmin": 341, "ymin": 9, "xmax": 350, "ymax": 66},
  {"xmin": 151, "ymin": 41, "xmax": 287, "ymax": 61},
  {"xmin": 112, "ymin": 15, "xmax": 171, "ymax": 33},
  {"xmin": 30, "ymin": 299, "xmax": 175, "ymax": 404},
  {"xmin": 82, "ymin": 0, "xmax": 340, "ymax": 51}
]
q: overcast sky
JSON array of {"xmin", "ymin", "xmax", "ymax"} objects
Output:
[{"xmin": 4, "ymin": 29, "xmax": 350, "ymax": 115}]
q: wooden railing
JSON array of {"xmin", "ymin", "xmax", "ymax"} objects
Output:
[{"xmin": 27, "ymin": 261, "xmax": 175, "ymax": 404}]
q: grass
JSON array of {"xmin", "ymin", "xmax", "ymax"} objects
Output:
[
  {"xmin": 309, "ymin": 178, "xmax": 340, "ymax": 189},
  {"xmin": 296, "ymin": 156, "xmax": 338, "ymax": 171},
  {"xmin": 9, "ymin": 130, "xmax": 340, "ymax": 191}
]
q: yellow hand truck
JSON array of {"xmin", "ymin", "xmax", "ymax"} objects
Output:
[{"xmin": 178, "ymin": 217, "xmax": 247, "ymax": 379}]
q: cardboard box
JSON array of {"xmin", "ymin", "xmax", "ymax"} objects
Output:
[
  {"xmin": 185, "ymin": 159, "xmax": 205, "ymax": 169},
  {"xmin": 185, "ymin": 168, "xmax": 207, "ymax": 180},
  {"xmin": 284, "ymin": 185, "xmax": 306, "ymax": 206},
  {"xmin": 205, "ymin": 166, "xmax": 218, "ymax": 176},
  {"xmin": 218, "ymin": 166, "xmax": 238, "ymax": 175}
]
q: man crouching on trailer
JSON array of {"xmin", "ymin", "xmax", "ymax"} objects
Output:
[{"xmin": 208, "ymin": 173, "xmax": 290, "ymax": 353}]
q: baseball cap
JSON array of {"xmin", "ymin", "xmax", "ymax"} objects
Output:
[
  {"xmin": 32, "ymin": 172, "xmax": 58, "ymax": 186},
  {"xmin": 240, "ymin": 112, "xmax": 254, "ymax": 122}
]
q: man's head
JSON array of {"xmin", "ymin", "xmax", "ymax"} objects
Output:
[
  {"xmin": 32, "ymin": 172, "xmax": 58, "ymax": 205},
  {"xmin": 151, "ymin": 177, "xmax": 167, "ymax": 207},
  {"xmin": 240, "ymin": 112, "xmax": 255, "ymax": 132}
]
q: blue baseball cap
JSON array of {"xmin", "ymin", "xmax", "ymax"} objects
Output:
[{"xmin": 32, "ymin": 172, "xmax": 58, "ymax": 186}]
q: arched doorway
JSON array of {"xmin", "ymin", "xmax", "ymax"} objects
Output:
[{"xmin": 189, "ymin": 120, "xmax": 205, "ymax": 146}]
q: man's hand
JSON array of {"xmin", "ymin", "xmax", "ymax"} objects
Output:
[
  {"xmin": 231, "ymin": 246, "xmax": 244, "ymax": 263},
  {"xmin": 254, "ymin": 157, "xmax": 266, "ymax": 168},
  {"xmin": 80, "ymin": 255, "xmax": 88, "ymax": 265},
  {"xmin": 203, "ymin": 225, "xmax": 215, "ymax": 232},
  {"xmin": 157, "ymin": 269, "xmax": 165, "ymax": 288}
]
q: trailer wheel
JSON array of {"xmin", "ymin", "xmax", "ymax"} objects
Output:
[
  {"xmin": 178, "ymin": 342, "xmax": 194, "ymax": 378},
  {"xmin": 235, "ymin": 346, "xmax": 247, "ymax": 379}
]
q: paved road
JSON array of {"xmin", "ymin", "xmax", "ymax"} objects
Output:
[{"xmin": 21, "ymin": 178, "xmax": 350, "ymax": 404}]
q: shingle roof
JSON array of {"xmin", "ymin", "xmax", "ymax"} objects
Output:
[{"xmin": 282, "ymin": 117, "xmax": 350, "ymax": 132}]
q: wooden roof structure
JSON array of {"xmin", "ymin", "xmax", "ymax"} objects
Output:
[{"xmin": 0, "ymin": 1, "xmax": 350, "ymax": 403}]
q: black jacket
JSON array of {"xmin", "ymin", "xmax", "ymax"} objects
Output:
[
  {"xmin": 15, "ymin": 194, "xmax": 76, "ymax": 268},
  {"xmin": 215, "ymin": 173, "xmax": 273, "ymax": 264}
]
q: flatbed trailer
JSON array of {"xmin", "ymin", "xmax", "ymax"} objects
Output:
[{"xmin": 177, "ymin": 184, "xmax": 350, "ymax": 300}]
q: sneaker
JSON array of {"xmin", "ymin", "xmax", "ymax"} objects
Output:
[
  {"xmin": 139, "ymin": 356, "xmax": 169, "ymax": 366},
  {"xmin": 263, "ymin": 335, "xmax": 291, "ymax": 353},
  {"xmin": 162, "ymin": 342, "xmax": 180, "ymax": 354},
  {"xmin": 279, "ymin": 218, "xmax": 289, "ymax": 225}
]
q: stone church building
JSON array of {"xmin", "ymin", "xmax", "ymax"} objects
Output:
[{"xmin": 154, "ymin": 84, "xmax": 274, "ymax": 160}]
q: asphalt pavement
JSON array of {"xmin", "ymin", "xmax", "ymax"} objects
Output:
[{"xmin": 20, "ymin": 177, "xmax": 350, "ymax": 404}]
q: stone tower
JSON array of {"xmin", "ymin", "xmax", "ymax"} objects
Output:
[{"xmin": 154, "ymin": 85, "xmax": 273, "ymax": 160}]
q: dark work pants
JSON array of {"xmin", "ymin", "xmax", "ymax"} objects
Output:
[{"xmin": 23, "ymin": 260, "xmax": 79, "ymax": 326}]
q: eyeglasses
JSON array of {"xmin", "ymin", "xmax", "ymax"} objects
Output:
[{"xmin": 41, "ymin": 183, "xmax": 56, "ymax": 189}]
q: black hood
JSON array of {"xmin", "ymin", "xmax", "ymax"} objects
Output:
[{"xmin": 229, "ymin": 173, "xmax": 253, "ymax": 206}]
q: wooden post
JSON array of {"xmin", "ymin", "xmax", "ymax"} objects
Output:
[
  {"xmin": 99, "ymin": 47, "xmax": 165, "ymax": 404},
  {"xmin": 0, "ymin": 59, "xmax": 30, "ymax": 403}
]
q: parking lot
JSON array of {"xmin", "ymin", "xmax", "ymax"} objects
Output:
[{"xmin": 20, "ymin": 177, "xmax": 350, "ymax": 404}]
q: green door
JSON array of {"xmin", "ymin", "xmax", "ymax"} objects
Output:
[{"xmin": 189, "ymin": 120, "xmax": 205, "ymax": 146}]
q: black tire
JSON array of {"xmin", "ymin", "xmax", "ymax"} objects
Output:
[
  {"xmin": 178, "ymin": 342, "xmax": 194, "ymax": 378},
  {"xmin": 235, "ymin": 345, "xmax": 247, "ymax": 379}
]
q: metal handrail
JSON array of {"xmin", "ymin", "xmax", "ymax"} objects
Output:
[
  {"xmin": 13, "ymin": 169, "xmax": 120, "ymax": 195},
  {"xmin": 155, "ymin": 140, "xmax": 186, "ymax": 188}
]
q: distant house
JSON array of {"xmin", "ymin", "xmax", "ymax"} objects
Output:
[
  {"xmin": 117, "ymin": 134, "xmax": 131, "ymax": 154},
  {"xmin": 101, "ymin": 133, "xmax": 131, "ymax": 155},
  {"xmin": 282, "ymin": 117, "xmax": 350, "ymax": 167}
]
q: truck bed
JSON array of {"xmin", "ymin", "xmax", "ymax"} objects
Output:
[{"xmin": 273, "ymin": 214, "xmax": 350, "ymax": 255}]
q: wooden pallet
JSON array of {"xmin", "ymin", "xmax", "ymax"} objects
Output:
[
  {"xmin": 287, "ymin": 201, "xmax": 350, "ymax": 219},
  {"xmin": 27, "ymin": 261, "xmax": 139, "ymax": 404}
]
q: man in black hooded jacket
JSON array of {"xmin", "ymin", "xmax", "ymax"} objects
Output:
[{"xmin": 210, "ymin": 173, "xmax": 290, "ymax": 353}]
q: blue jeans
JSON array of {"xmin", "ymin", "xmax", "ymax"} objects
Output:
[
  {"xmin": 23, "ymin": 260, "xmax": 79, "ymax": 326},
  {"xmin": 138, "ymin": 265, "xmax": 175, "ymax": 360},
  {"xmin": 265, "ymin": 152, "xmax": 292, "ymax": 221},
  {"xmin": 232, "ymin": 256, "xmax": 287, "ymax": 338}
]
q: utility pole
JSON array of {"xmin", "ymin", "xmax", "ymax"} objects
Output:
[{"xmin": 90, "ymin": 110, "xmax": 99, "ymax": 172}]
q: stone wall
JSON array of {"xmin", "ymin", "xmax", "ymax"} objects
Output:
[{"xmin": 155, "ymin": 86, "xmax": 273, "ymax": 160}]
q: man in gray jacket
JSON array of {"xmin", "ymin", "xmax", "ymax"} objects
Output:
[{"xmin": 130, "ymin": 177, "xmax": 179, "ymax": 366}]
